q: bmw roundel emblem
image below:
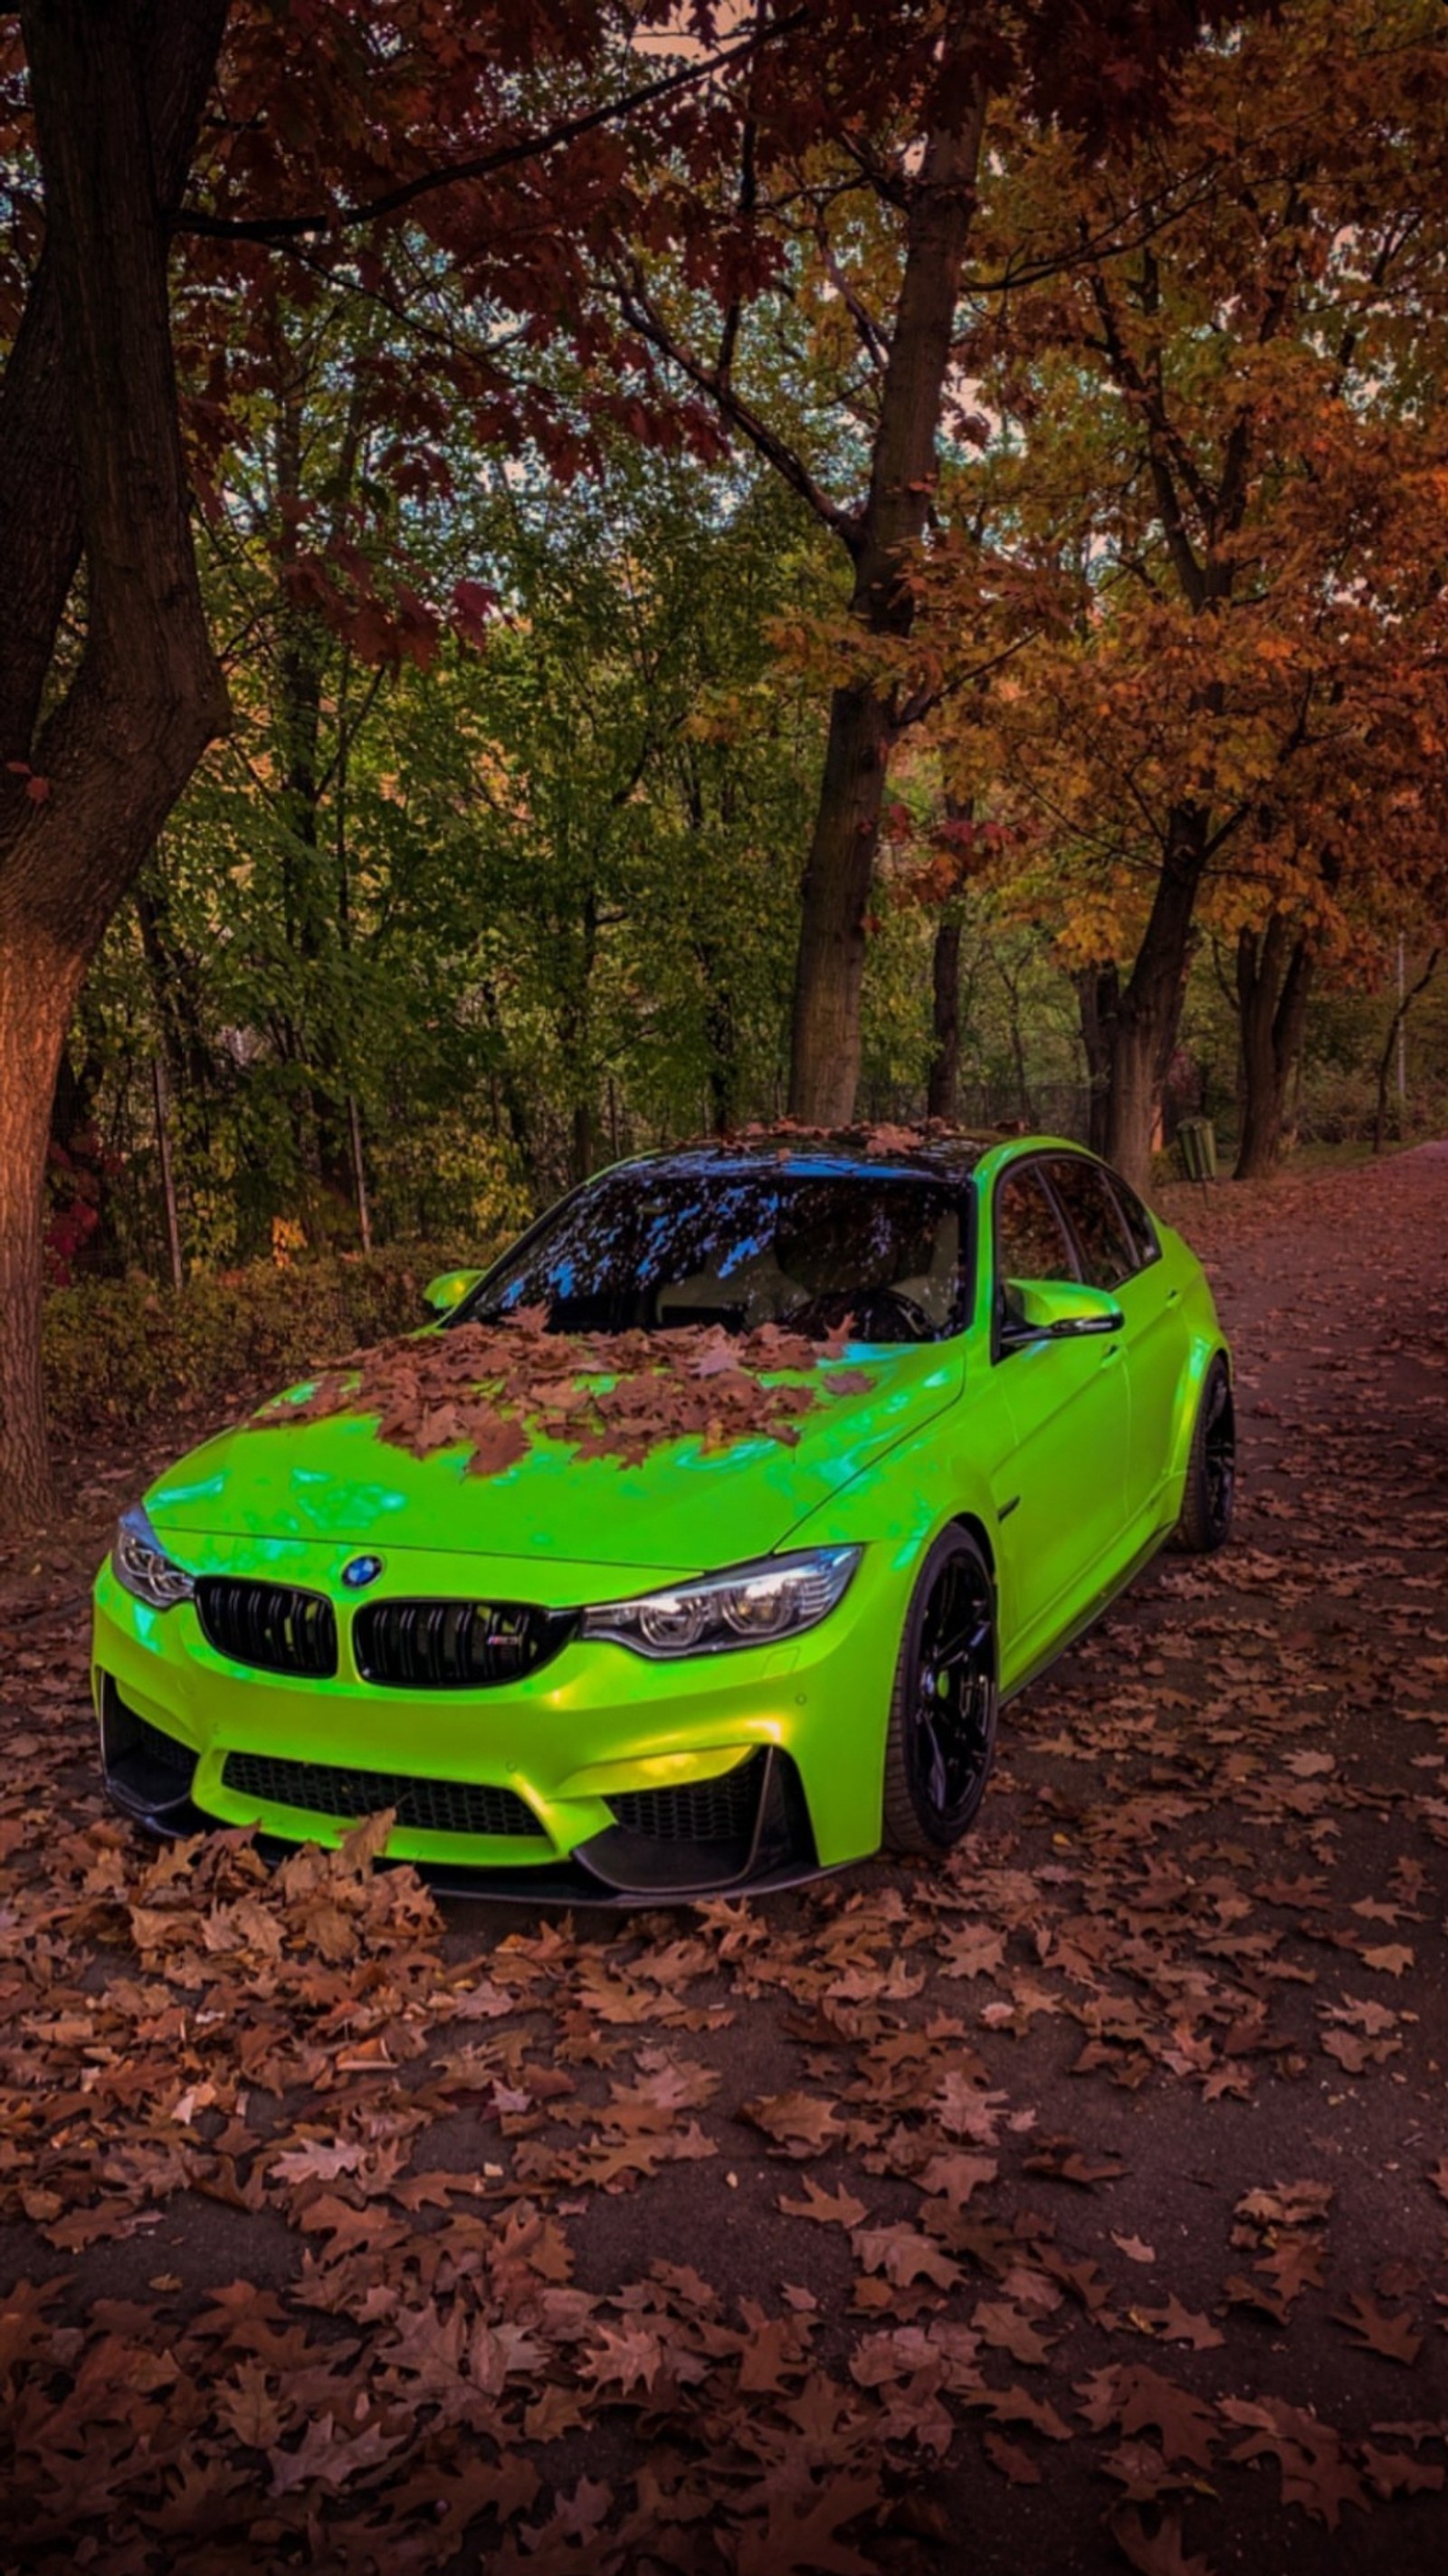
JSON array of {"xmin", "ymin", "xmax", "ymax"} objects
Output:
[{"xmin": 341, "ymin": 1554, "xmax": 384, "ymax": 1590}]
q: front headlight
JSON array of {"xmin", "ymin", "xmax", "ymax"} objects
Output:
[
  {"xmin": 113, "ymin": 1505, "xmax": 195, "ymax": 1611},
  {"xmin": 580, "ymin": 1546, "xmax": 861, "ymax": 1659}
]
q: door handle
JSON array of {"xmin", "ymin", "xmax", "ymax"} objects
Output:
[{"xmin": 1099, "ymin": 1342, "xmax": 1122, "ymax": 1367}]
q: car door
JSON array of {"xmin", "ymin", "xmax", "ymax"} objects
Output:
[
  {"xmin": 988, "ymin": 1157, "xmax": 1130, "ymax": 1669},
  {"xmin": 1042, "ymin": 1153, "xmax": 1186, "ymax": 1538}
]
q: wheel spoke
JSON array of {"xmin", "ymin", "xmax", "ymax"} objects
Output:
[{"xmin": 908, "ymin": 1554, "xmax": 997, "ymax": 1835}]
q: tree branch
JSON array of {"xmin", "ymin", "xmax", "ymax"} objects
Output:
[
  {"xmin": 615, "ymin": 264, "xmax": 859, "ymax": 549},
  {"xmin": 174, "ymin": 11, "xmax": 810, "ymax": 245}
]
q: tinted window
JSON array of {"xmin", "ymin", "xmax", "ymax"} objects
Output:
[
  {"xmin": 462, "ymin": 1169, "xmax": 967, "ymax": 1344},
  {"xmin": 1045, "ymin": 1156, "xmax": 1138, "ymax": 1291},
  {"xmin": 1107, "ymin": 1173, "xmax": 1159, "ymax": 1271},
  {"xmin": 995, "ymin": 1164, "xmax": 1078, "ymax": 1285}
]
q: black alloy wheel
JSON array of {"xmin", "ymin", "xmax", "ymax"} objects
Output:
[
  {"xmin": 882, "ymin": 1528, "xmax": 999, "ymax": 1856},
  {"xmin": 1173, "ymin": 1355, "xmax": 1236, "ymax": 1554}
]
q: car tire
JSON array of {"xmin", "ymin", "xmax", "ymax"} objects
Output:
[
  {"xmin": 881, "ymin": 1527, "xmax": 998, "ymax": 1856},
  {"xmin": 1171, "ymin": 1356, "xmax": 1235, "ymax": 1553}
]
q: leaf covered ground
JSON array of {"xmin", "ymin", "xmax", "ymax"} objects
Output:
[{"xmin": 2, "ymin": 1148, "xmax": 1446, "ymax": 2575}]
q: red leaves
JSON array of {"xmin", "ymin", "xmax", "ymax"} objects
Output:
[
  {"xmin": 1330, "ymin": 2295, "xmax": 1423, "ymax": 2368},
  {"xmin": 257, "ymin": 1310, "xmax": 871, "ymax": 1477},
  {"xmin": 1220, "ymin": 2395, "xmax": 1369, "ymax": 2529},
  {"xmin": 1077, "ymin": 2365, "xmax": 1219, "ymax": 2471}
]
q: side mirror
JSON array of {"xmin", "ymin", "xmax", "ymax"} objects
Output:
[
  {"xmin": 423, "ymin": 1267, "xmax": 485, "ymax": 1319},
  {"xmin": 1001, "ymin": 1278, "xmax": 1124, "ymax": 1346}
]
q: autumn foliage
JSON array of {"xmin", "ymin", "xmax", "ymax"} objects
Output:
[{"xmin": 259, "ymin": 1310, "xmax": 873, "ymax": 1476}]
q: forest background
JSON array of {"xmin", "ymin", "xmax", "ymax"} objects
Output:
[{"xmin": 3, "ymin": 0, "xmax": 1447, "ymax": 1524}]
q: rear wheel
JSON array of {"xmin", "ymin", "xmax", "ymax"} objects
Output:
[
  {"xmin": 1172, "ymin": 1356, "xmax": 1235, "ymax": 1553},
  {"xmin": 882, "ymin": 1529, "xmax": 998, "ymax": 1856}
]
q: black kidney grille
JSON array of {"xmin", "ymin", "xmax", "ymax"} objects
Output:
[
  {"xmin": 221, "ymin": 1751, "xmax": 542, "ymax": 1839},
  {"xmin": 607, "ymin": 1750, "xmax": 767, "ymax": 1844},
  {"xmin": 196, "ymin": 1579, "xmax": 338, "ymax": 1677},
  {"xmin": 353, "ymin": 1597, "xmax": 573, "ymax": 1690}
]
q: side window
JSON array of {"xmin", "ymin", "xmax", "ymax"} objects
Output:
[
  {"xmin": 1106, "ymin": 1173, "xmax": 1160, "ymax": 1272},
  {"xmin": 995, "ymin": 1164, "xmax": 1079, "ymax": 1288},
  {"xmin": 1044, "ymin": 1156, "xmax": 1138, "ymax": 1291}
]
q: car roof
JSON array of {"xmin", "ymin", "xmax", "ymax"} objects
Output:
[{"xmin": 603, "ymin": 1127, "xmax": 999, "ymax": 1187}]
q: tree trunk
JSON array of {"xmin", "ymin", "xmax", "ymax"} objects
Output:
[
  {"xmin": 787, "ymin": 67, "xmax": 986, "ymax": 1123},
  {"xmin": 0, "ymin": 0, "xmax": 229, "ymax": 1531},
  {"xmin": 927, "ymin": 915, "xmax": 962, "ymax": 1122},
  {"xmin": 1074, "ymin": 965, "xmax": 1117, "ymax": 1156},
  {"xmin": 1234, "ymin": 916, "xmax": 1314, "ymax": 1180},
  {"xmin": 0, "ymin": 923, "xmax": 81, "ymax": 1514},
  {"xmin": 1374, "ymin": 948, "xmax": 1441, "ymax": 1152},
  {"xmin": 1081, "ymin": 805, "xmax": 1210, "ymax": 1193}
]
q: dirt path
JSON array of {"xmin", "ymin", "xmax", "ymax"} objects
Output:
[{"xmin": 3, "ymin": 1149, "xmax": 1446, "ymax": 2574}]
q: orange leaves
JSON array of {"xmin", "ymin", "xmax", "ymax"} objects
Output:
[{"xmin": 256, "ymin": 1310, "xmax": 871, "ymax": 1477}]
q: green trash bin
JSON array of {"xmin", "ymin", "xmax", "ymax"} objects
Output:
[{"xmin": 1176, "ymin": 1115, "xmax": 1218, "ymax": 1183}]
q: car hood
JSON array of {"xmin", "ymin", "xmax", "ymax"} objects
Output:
[{"xmin": 146, "ymin": 1344, "xmax": 965, "ymax": 1579}]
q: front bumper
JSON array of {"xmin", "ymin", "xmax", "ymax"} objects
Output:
[{"xmin": 91, "ymin": 1537, "xmax": 905, "ymax": 1902}]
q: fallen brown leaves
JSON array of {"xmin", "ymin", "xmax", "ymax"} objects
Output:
[
  {"xmin": 253, "ymin": 1308, "xmax": 872, "ymax": 1476},
  {"xmin": 3, "ymin": 1152, "xmax": 1448, "ymax": 2573}
]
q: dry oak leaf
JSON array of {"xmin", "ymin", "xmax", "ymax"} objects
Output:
[
  {"xmin": 733, "ymin": 2474, "xmax": 881, "ymax": 2576},
  {"xmin": 580, "ymin": 2323, "xmax": 667, "ymax": 2394},
  {"xmin": 973, "ymin": 2301, "xmax": 1056, "ymax": 2368},
  {"xmin": 1360, "ymin": 2445, "xmax": 1446, "ymax": 2500},
  {"xmin": 742, "ymin": 2092, "xmax": 843, "ymax": 2158},
  {"xmin": 1331, "ymin": 2293, "xmax": 1423, "ymax": 2366},
  {"xmin": 266, "ymin": 2409, "xmax": 406, "ymax": 2495},
  {"xmin": 1235, "ymin": 2180, "xmax": 1334, "ymax": 2228},
  {"xmin": 1078, "ymin": 2366, "xmax": 1217, "ymax": 2469},
  {"xmin": 916, "ymin": 2151, "xmax": 999, "ymax": 2207},
  {"xmin": 1110, "ymin": 2506, "xmax": 1215, "ymax": 2576},
  {"xmin": 1219, "ymin": 2396, "xmax": 1368, "ymax": 2529},
  {"xmin": 1113, "ymin": 2233, "xmax": 1157, "ymax": 2266},
  {"xmin": 1133, "ymin": 2297, "xmax": 1224, "ymax": 2352},
  {"xmin": 1360, "ymin": 1944, "xmax": 1415, "ymax": 1977},
  {"xmin": 778, "ymin": 2175, "xmax": 870, "ymax": 2228},
  {"xmin": 852, "ymin": 2224, "xmax": 960, "ymax": 2292},
  {"xmin": 965, "ymin": 2385, "xmax": 1074, "ymax": 2442},
  {"xmin": 982, "ymin": 2430, "xmax": 1042, "ymax": 2485}
]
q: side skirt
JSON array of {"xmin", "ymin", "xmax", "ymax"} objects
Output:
[{"xmin": 1001, "ymin": 1519, "xmax": 1173, "ymax": 1708}]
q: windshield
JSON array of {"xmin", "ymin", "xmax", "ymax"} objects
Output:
[{"xmin": 460, "ymin": 1166, "xmax": 970, "ymax": 1345}]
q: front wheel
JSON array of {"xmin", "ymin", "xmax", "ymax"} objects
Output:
[
  {"xmin": 1172, "ymin": 1356, "xmax": 1235, "ymax": 1553},
  {"xmin": 882, "ymin": 1529, "xmax": 999, "ymax": 1856}
]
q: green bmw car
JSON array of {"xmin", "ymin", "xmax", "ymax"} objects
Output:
[{"xmin": 92, "ymin": 1131, "xmax": 1234, "ymax": 1901}]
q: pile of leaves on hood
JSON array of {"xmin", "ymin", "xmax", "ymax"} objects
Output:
[{"xmin": 250, "ymin": 1311, "xmax": 874, "ymax": 1477}]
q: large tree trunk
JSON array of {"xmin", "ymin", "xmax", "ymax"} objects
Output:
[
  {"xmin": 787, "ymin": 68, "xmax": 986, "ymax": 1123},
  {"xmin": 927, "ymin": 915, "xmax": 962, "ymax": 1122},
  {"xmin": 1234, "ymin": 915, "xmax": 1314, "ymax": 1180},
  {"xmin": 1078, "ymin": 806, "xmax": 1209, "ymax": 1193},
  {"xmin": 0, "ymin": 0, "xmax": 229, "ymax": 1532}
]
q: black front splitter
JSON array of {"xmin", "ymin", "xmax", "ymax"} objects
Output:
[{"xmin": 104, "ymin": 1779, "xmax": 838, "ymax": 1910}]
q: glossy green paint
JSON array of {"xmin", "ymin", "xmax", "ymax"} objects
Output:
[
  {"xmin": 423, "ymin": 1266, "xmax": 486, "ymax": 1317},
  {"xmin": 90, "ymin": 1140, "xmax": 1227, "ymax": 1878}
]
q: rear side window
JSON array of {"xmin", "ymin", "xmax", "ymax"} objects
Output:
[
  {"xmin": 1106, "ymin": 1173, "xmax": 1160, "ymax": 1271},
  {"xmin": 995, "ymin": 1163, "xmax": 1079, "ymax": 1285},
  {"xmin": 1044, "ymin": 1156, "xmax": 1138, "ymax": 1291}
]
